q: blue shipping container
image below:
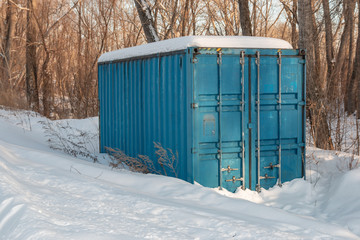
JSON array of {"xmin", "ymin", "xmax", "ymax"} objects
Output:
[{"xmin": 98, "ymin": 36, "xmax": 306, "ymax": 192}]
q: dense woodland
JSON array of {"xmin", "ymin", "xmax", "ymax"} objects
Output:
[{"xmin": 0, "ymin": 0, "xmax": 359, "ymax": 152}]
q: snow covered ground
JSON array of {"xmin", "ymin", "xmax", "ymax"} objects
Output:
[{"xmin": 0, "ymin": 107, "xmax": 359, "ymax": 239}]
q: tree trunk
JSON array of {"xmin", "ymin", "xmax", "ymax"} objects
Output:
[
  {"xmin": 327, "ymin": 0, "xmax": 354, "ymax": 101},
  {"xmin": 357, "ymin": 0, "xmax": 360, "ymax": 118},
  {"xmin": 26, "ymin": 0, "xmax": 40, "ymax": 112},
  {"xmin": 134, "ymin": 0, "xmax": 159, "ymax": 43},
  {"xmin": 298, "ymin": 0, "xmax": 334, "ymax": 150},
  {"xmin": 345, "ymin": 0, "xmax": 359, "ymax": 115},
  {"xmin": 238, "ymin": 0, "xmax": 252, "ymax": 36},
  {"xmin": 181, "ymin": 0, "xmax": 190, "ymax": 36},
  {"xmin": 291, "ymin": 0, "xmax": 298, "ymax": 48},
  {"xmin": 280, "ymin": 0, "xmax": 298, "ymax": 48},
  {"xmin": 322, "ymin": 0, "xmax": 334, "ymax": 80},
  {"xmin": 0, "ymin": 0, "xmax": 15, "ymax": 90},
  {"xmin": 252, "ymin": 0, "xmax": 257, "ymax": 35}
]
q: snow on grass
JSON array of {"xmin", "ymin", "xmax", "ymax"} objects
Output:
[{"xmin": 0, "ymin": 107, "xmax": 359, "ymax": 239}]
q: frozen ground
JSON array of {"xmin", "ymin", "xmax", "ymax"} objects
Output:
[{"xmin": 0, "ymin": 107, "xmax": 359, "ymax": 239}]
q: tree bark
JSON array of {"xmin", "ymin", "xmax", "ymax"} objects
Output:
[
  {"xmin": 26, "ymin": 0, "xmax": 40, "ymax": 112},
  {"xmin": 291, "ymin": 0, "xmax": 298, "ymax": 48},
  {"xmin": 298, "ymin": 0, "xmax": 334, "ymax": 150},
  {"xmin": 345, "ymin": 0, "xmax": 359, "ymax": 115},
  {"xmin": 357, "ymin": 0, "xmax": 360, "ymax": 118},
  {"xmin": 134, "ymin": 0, "xmax": 159, "ymax": 43},
  {"xmin": 238, "ymin": 0, "xmax": 252, "ymax": 36},
  {"xmin": 322, "ymin": 0, "xmax": 334, "ymax": 80},
  {"xmin": 181, "ymin": 0, "xmax": 190, "ymax": 36},
  {"xmin": 327, "ymin": 0, "xmax": 354, "ymax": 101},
  {"xmin": 0, "ymin": 0, "xmax": 15, "ymax": 90},
  {"xmin": 280, "ymin": 0, "xmax": 298, "ymax": 48},
  {"xmin": 252, "ymin": 0, "xmax": 257, "ymax": 35}
]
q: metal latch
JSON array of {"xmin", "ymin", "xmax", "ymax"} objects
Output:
[
  {"xmin": 225, "ymin": 176, "xmax": 244, "ymax": 183},
  {"xmin": 260, "ymin": 174, "xmax": 275, "ymax": 180},
  {"xmin": 191, "ymin": 103, "xmax": 199, "ymax": 109},
  {"xmin": 264, "ymin": 163, "xmax": 280, "ymax": 170},
  {"xmin": 221, "ymin": 165, "xmax": 239, "ymax": 173}
]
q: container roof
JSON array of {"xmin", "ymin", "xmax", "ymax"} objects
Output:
[{"xmin": 98, "ymin": 36, "xmax": 293, "ymax": 63}]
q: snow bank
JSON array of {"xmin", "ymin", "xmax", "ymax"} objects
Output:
[
  {"xmin": 0, "ymin": 107, "xmax": 359, "ymax": 239},
  {"xmin": 98, "ymin": 36, "xmax": 293, "ymax": 63}
]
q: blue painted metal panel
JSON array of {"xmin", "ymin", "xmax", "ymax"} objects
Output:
[
  {"xmin": 98, "ymin": 46, "xmax": 305, "ymax": 192},
  {"xmin": 98, "ymin": 52, "xmax": 192, "ymax": 181}
]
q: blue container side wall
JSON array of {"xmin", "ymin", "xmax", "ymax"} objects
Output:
[{"xmin": 98, "ymin": 51, "xmax": 192, "ymax": 181}]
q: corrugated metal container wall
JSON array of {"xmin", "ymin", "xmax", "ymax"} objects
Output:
[
  {"xmin": 99, "ymin": 51, "xmax": 194, "ymax": 182},
  {"xmin": 98, "ymin": 37, "xmax": 306, "ymax": 192}
]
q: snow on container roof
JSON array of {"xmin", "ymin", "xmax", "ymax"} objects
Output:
[{"xmin": 98, "ymin": 36, "xmax": 293, "ymax": 63}]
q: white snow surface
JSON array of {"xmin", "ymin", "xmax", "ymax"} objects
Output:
[
  {"xmin": 0, "ymin": 107, "xmax": 360, "ymax": 239},
  {"xmin": 98, "ymin": 36, "xmax": 293, "ymax": 63}
]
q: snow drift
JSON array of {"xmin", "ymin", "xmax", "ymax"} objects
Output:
[{"xmin": 0, "ymin": 107, "xmax": 359, "ymax": 239}]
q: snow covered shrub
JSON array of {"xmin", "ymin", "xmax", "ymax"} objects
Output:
[
  {"xmin": 40, "ymin": 120, "xmax": 99, "ymax": 163},
  {"xmin": 107, "ymin": 142, "xmax": 178, "ymax": 177},
  {"xmin": 306, "ymin": 151, "xmax": 321, "ymax": 186},
  {"xmin": 0, "ymin": 106, "xmax": 39, "ymax": 131},
  {"xmin": 338, "ymin": 151, "xmax": 360, "ymax": 171}
]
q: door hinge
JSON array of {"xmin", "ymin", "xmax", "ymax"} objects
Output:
[
  {"xmin": 247, "ymin": 123, "xmax": 254, "ymax": 129},
  {"xmin": 191, "ymin": 148, "xmax": 197, "ymax": 153}
]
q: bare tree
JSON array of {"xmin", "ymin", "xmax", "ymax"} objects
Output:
[
  {"xmin": 358, "ymin": 0, "xmax": 360, "ymax": 119},
  {"xmin": 298, "ymin": 0, "xmax": 334, "ymax": 150},
  {"xmin": 134, "ymin": 0, "xmax": 159, "ymax": 43},
  {"xmin": 0, "ymin": 0, "xmax": 15, "ymax": 99},
  {"xmin": 280, "ymin": 0, "xmax": 298, "ymax": 48},
  {"xmin": 322, "ymin": 0, "xmax": 334, "ymax": 82},
  {"xmin": 26, "ymin": 0, "xmax": 40, "ymax": 112},
  {"xmin": 345, "ymin": 0, "xmax": 360, "ymax": 116},
  {"xmin": 327, "ymin": 0, "xmax": 355, "ymax": 101},
  {"xmin": 238, "ymin": 0, "xmax": 252, "ymax": 36}
]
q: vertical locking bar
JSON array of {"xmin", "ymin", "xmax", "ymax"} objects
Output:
[
  {"xmin": 278, "ymin": 51, "xmax": 282, "ymax": 187},
  {"xmin": 218, "ymin": 50, "xmax": 223, "ymax": 190},
  {"xmin": 240, "ymin": 51, "xmax": 246, "ymax": 190},
  {"xmin": 255, "ymin": 51, "xmax": 261, "ymax": 192}
]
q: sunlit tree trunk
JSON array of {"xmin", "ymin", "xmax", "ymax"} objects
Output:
[
  {"xmin": 298, "ymin": 0, "xmax": 334, "ymax": 150},
  {"xmin": 322, "ymin": 0, "xmax": 334, "ymax": 81},
  {"xmin": 26, "ymin": 0, "xmax": 40, "ymax": 112},
  {"xmin": 0, "ymin": 0, "xmax": 15, "ymax": 91}
]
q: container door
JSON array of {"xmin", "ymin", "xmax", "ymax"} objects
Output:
[
  {"xmin": 193, "ymin": 49, "xmax": 249, "ymax": 192},
  {"xmin": 251, "ymin": 52, "xmax": 305, "ymax": 190},
  {"xmin": 192, "ymin": 49, "xmax": 305, "ymax": 192}
]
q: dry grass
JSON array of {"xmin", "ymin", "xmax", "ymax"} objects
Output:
[
  {"xmin": 106, "ymin": 142, "xmax": 178, "ymax": 177},
  {"xmin": 106, "ymin": 147, "xmax": 159, "ymax": 174}
]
